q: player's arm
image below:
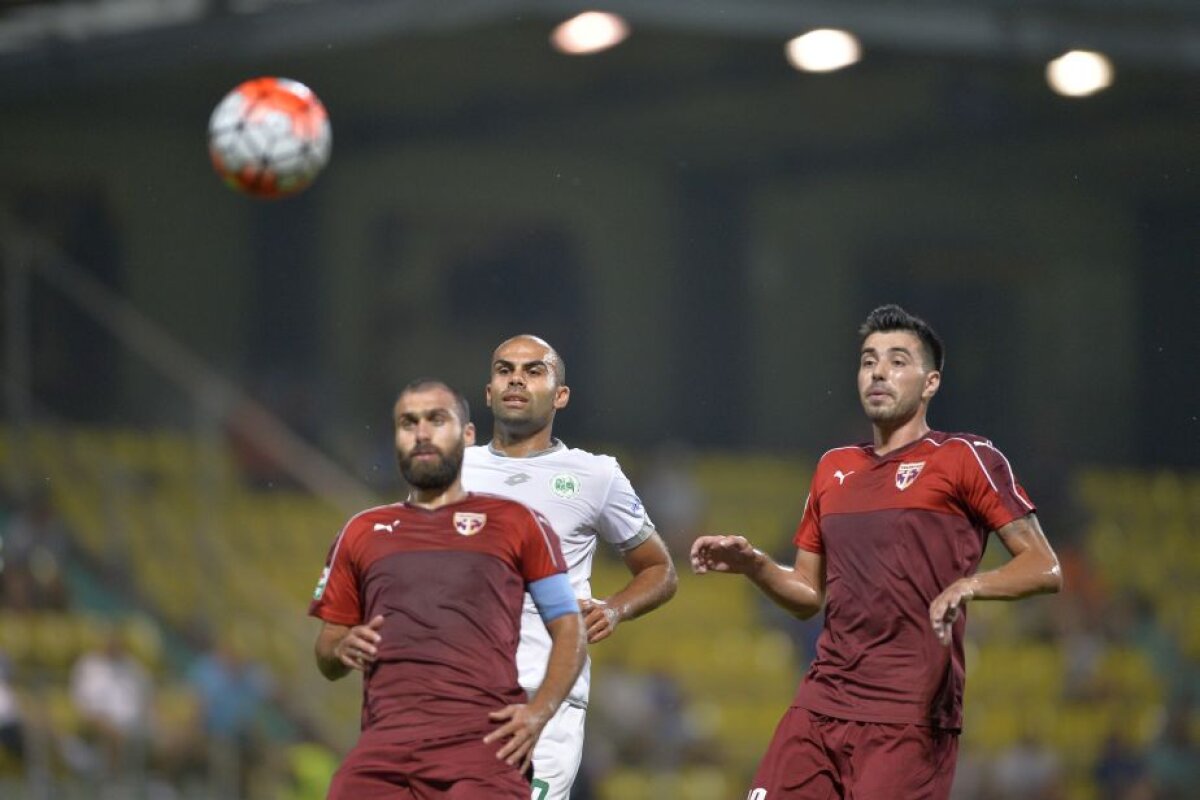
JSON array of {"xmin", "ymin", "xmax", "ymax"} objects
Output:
[
  {"xmin": 929, "ymin": 512, "xmax": 1062, "ymax": 645},
  {"xmin": 485, "ymin": 574, "xmax": 585, "ymax": 770},
  {"xmin": 690, "ymin": 535, "xmax": 825, "ymax": 619},
  {"xmin": 313, "ymin": 616, "xmax": 385, "ymax": 680},
  {"xmin": 581, "ymin": 531, "xmax": 678, "ymax": 644}
]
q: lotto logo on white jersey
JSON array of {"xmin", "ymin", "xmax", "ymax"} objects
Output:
[{"xmin": 748, "ymin": 790, "xmax": 767, "ymax": 800}]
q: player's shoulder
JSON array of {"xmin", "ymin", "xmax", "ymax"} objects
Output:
[
  {"xmin": 922, "ymin": 432, "xmax": 1022, "ymax": 477},
  {"xmin": 526, "ymin": 443, "xmax": 622, "ymax": 486},
  {"xmin": 922, "ymin": 431, "xmax": 1005, "ymax": 458},
  {"xmin": 559, "ymin": 444, "xmax": 621, "ymax": 474},
  {"xmin": 814, "ymin": 443, "xmax": 872, "ymax": 472},
  {"xmin": 462, "ymin": 444, "xmax": 490, "ymax": 464},
  {"xmin": 926, "ymin": 430, "xmax": 993, "ymax": 447},
  {"xmin": 339, "ymin": 502, "xmax": 408, "ymax": 539}
]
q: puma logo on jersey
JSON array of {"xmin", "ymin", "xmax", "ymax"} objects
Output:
[
  {"xmin": 833, "ymin": 470, "xmax": 855, "ymax": 485},
  {"xmin": 374, "ymin": 520, "xmax": 401, "ymax": 533}
]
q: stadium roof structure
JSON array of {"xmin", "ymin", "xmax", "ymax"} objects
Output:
[{"xmin": 2, "ymin": 0, "xmax": 1198, "ymax": 100}]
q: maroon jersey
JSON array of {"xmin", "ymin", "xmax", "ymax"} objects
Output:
[
  {"xmin": 309, "ymin": 493, "xmax": 567, "ymax": 744},
  {"xmin": 792, "ymin": 431, "xmax": 1035, "ymax": 730}
]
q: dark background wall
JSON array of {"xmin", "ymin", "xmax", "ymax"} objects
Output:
[{"xmin": 2, "ymin": 7, "xmax": 1197, "ymax": 494}]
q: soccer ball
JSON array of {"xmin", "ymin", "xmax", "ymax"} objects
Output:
[{"xmin": 208, "ymin": 77, "xmax": 332, "ymax": 198}]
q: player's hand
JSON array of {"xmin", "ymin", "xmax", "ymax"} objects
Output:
[
  {"xmin": 335, "ymin": 614, "xmax": 385, "ymax": 672},
  {"xmin": 579, "ymin": 597, "xmax": 619, "ymax": 644},
  {"xmin": 690, "ymin": 535, "xmax": 760, "ymax": 575},
  {"xmin": 484, "ymin": 703, "xmax": 548, "ymax": 772},
  {"xmin": 929, "ymin": 580, "xmax": 975, "ymax": 646}
]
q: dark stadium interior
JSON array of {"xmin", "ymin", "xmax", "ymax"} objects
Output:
[{"xmin": 1, "ymin": 1, "xmax": 1197, "ymax": 798}]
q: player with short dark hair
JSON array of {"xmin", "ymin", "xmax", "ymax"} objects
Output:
[
  {"xmin": 310, "ymin": 380, "xmax": 586, "ymax": 799},
  {"xmin": 858, "ymin": 303, "xmax": 945, "ymax": 372},
  {"xmin": 691, "ymin": 305, "xmax": 1062, "ymax": 800}
]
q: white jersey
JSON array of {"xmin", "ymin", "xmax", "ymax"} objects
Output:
[{"xmin": 462, "ymin": 441, "xmax": 653, "ymax": 708}]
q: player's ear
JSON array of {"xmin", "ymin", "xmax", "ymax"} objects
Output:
[
  {"xmin": 463, "ymin": 422, "xmax": 477, "ymax": 446},
  {"xmin": 484, "ymin": 383, "xmax": 493, "ymax": 406},
  {"xmin": 922, "ymin": 370, "xmax": 941, "ymax": 401},
  {"xmin": 554, "ymin": 384, "xmax": 570, "ymax": 410}
]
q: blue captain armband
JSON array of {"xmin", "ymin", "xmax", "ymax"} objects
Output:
[{"xmin": 528, "ymin": 573, "xmax": 579, "ymax": 624}]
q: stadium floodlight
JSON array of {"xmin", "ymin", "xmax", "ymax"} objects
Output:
[
  {"xmin": 1046, "ymin": 50, "xmax": 1114, "ymax": 97},
  {"xmin": 550, "ymin": 11, "xmax": 630, "ymax": 55},
  {"xmin": 785, "ymin": 29, "xmax": 862, "ymax": 73}
]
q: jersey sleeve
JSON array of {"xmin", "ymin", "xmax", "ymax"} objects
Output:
[
  {"xmin": 307, "ymin": 520, "xmax": 363, "ymax": 626},
  {"xmin": 957, "ymin": 440, "xmax": 1037, "ymax": 532},
  {"xmin": 518, "ymin": 507, "xmax": 569, "ymax": 584},
  {"xmin": 596, "ymin": 460, "xmax": 654, "ymax": 551},
  {"xmin": 792, "ymin": 470, "xmax": 823, "ymax": 554}
]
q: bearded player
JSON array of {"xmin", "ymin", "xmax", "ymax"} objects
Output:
[
  {"xmin": 461, "ymin": 335, "xmax": 678, "ymax": 800},
  {"xmin": 692, "ymin": 305, "xmax": 1062, "ymax": 799},
  {"xmin": 310, "ymin": 379, "xmax": 586, "ymax": 799}
]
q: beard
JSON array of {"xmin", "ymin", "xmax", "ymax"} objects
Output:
[
  {"xmin": 861, "ymin": 392, "xmax": 919, "ymax": 426},
  {"xmin": 398, "ymin": 440, "xmax": 465, "ymax": 490}
]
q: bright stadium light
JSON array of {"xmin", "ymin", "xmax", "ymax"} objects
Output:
[
  {"xmin": 785, "ymin": 29, "xmax": 862, "ymax": 73},
  {"xmin": 1046, "ymin": 50, "xmax": 1114, "ymax": 97},
  {"xmin": 551, "ymin": 12, "xmax": 630, "ymax": 55}
]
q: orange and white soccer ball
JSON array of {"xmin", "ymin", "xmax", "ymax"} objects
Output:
[{"xmin": 208, "ymin": 77, "xmax": 332, "ymax": 198}]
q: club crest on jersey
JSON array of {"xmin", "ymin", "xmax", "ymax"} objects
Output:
[
  {"xmin": 551, "ymin": 473, "xmax": 581, "ymax": 498},
  {"xmin": 895, "ymin": 461, "xmax": 926, "ymax": 491},
  {"xmin": 453, "ymin": 512, "xmax": 487, "ymax": 536},
  {"xmin": 312, "ymin": 567, "xmax": 330, "ymax": 600}
]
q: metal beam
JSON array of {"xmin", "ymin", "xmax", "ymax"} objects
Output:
[{"xmin": 3, "ymin": 0, "xmax": 1199, "ymax": 101}]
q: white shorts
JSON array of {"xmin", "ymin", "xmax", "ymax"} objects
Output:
[{"xmin": 531, "ymin": 702, "xmax": 587, "ymax": 800}]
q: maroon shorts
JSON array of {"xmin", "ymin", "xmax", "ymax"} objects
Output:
[
  {"xmin": 748, "ymin": 707, "xmax": 959, "ymax": 800},
  {"xmin": 328, "ymin": 729, "xmax": 530, "ymax": 799}
]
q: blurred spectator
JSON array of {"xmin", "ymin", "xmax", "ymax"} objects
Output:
[
  {"xmin": 1092, "ymin": 729, "xmax": 1150, "ymax": 800},
  {"xmin": 0, "ymin": 652, "xmax": 26, "ymax": 766},
  {"xmin": 638, "ymin": 442, "xmax": 706, "ymax": 558},
  {"xmin": 991, "ymin": 732, "xmax": 1063, "ymax": 800},
  {"xmin": 187, "ymin": 639, "xmax": 273, "ymax": 797},
  {"xmin": 949, "ymin": 743, "xmax": 993, "ymax": 800},
  {"xmin": 1053, "ymin": 596, "xmax": 1106, "ymax": 702},
  {"xmin": 281, "ymin": 740, "xmax": 338, "ymax": 800},
  {"xmin": 0, "ymin": 490, "xmax": 71, "ymax": 611},
  {"xmin": 68, "ymin": 628, "xmax": 153, "ymax": 777},
  {"xmin": 1145, "ymin": 703, "xmax": 1200, "ymax": 800},
  {"xmin": 586, "ymin": 664, "xmax": 709, "ymax": 776}
]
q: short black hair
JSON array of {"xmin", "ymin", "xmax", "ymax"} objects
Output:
[
  {"xmin": 396, "ymin": 378, "xmax": 471, "ymax": 424},
  {"xmin": 858, "ymin": 305, "xmax": 945, "ymax": 372}
]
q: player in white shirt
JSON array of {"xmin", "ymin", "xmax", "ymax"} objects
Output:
[{"xmin": 462, "ymin": 335, "xmax": 678, "ymax": 800}]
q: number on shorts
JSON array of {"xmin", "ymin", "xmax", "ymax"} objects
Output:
[
  {"xmin": 532, "ymin": 778, "xmax": 550, "ymax": 800},
  {"xmin": 748, "ymin": 790, "xmax": 768, "ymax": 800}
]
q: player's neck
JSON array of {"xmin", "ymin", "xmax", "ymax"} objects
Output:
[
  {"xmin": 491, "ymin": 425, "xmax": 555, "ymax": 458},
  {"xmin": 872, "ymin": 415, "xmax": 931, "ymax": 456},
  {"xmin": 406, "ymin": 481, "xmax": 469, "ymax": 510}
]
